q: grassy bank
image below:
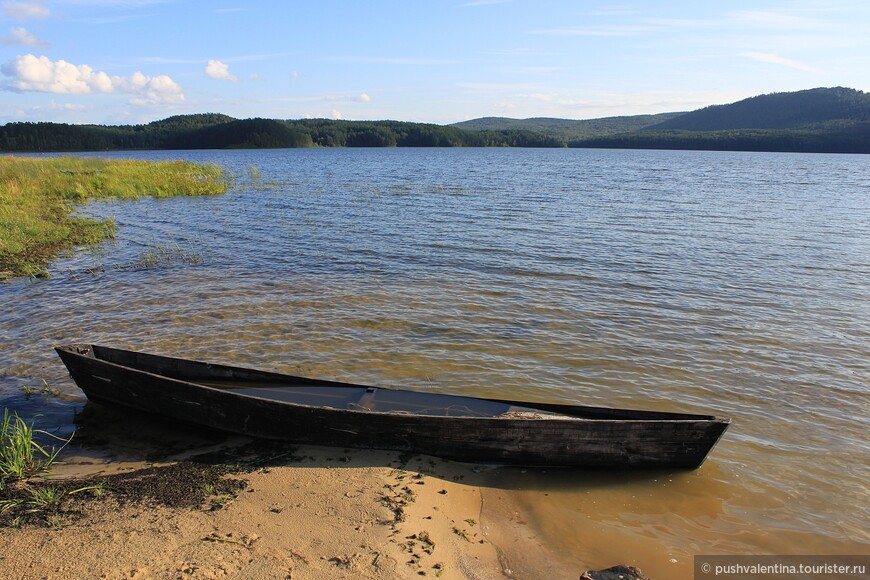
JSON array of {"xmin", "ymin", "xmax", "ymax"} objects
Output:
[{"xmin": 0, "ymin": 156, "xmax": 226, "ymax": 279}]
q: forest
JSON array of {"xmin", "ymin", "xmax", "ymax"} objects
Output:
[
  {"xmin": 1, "ymin": 87, "xmax": 868, "ymax": 154},
  {"xmin": 571, "ymin": 122, "xmax": 870, "ymax": 154},
  {"xmin": 0, "ymin": 116, "xmax": 563, "ymax": 152}
]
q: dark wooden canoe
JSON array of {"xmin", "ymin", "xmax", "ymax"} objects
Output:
[{"xmin": 55, "ymin": 344, "xmax": 730, "ymax": 468}]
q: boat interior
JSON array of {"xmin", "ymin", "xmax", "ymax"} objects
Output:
[{"xmin": 198, "ymin": 380, "xmax": 571, "ymax": 419}]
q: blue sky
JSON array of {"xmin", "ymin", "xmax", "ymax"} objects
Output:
[{"xmin": 1, "ymin": 0, "xmax": 868, "ymax": 125}]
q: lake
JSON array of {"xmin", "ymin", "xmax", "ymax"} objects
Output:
[{"xmin": 1, "ymin": 147, "xmax": 868, "ymax": 577}]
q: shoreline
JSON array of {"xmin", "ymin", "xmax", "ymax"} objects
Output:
[{"xmin": 0, "ymin": 439, "xmax": 573, "ymax": 579}]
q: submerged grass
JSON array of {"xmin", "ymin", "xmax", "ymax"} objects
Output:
[
  {"xmin": 0, "ymin": 156, "xmax": 226, "ymax": 279},
  {"xmin": 119, "ymin": 241, "xmax": 207, "ymax": 271}
]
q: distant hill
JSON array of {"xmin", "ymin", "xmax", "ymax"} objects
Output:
[
  {"xmin": 645, "ymin": 87, "xmax": 870, "ymax": 131},
  {"xmin": 570, "ymin": 87, "xmax": 870, "ymax": 153},
  {"xmin": 146, "ymin": 113, "xmax": 237, "ymax": 132},
  {"xmin": 165, "ymin": 118, "xmax": 312, "ymax": 149},
  {"xmin": 1, "ymin": 88, "xmax": 869, "ymax": 153},
  {"xmin": 451, "ymin": 113, "xmax": 682, "ymax": 140}
]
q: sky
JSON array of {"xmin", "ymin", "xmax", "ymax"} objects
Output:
[{"xmin": 1, "ymin": 0, "xmax": 869, "ymax": 126}]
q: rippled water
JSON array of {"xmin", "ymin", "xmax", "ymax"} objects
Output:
[{"xmin": 2, "ymin": 148, "xmax": 868, "ymax": 577}]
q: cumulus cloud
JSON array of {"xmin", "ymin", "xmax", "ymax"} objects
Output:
[
  {"xmin": 355, "ymin": 92, "xmax": 371, "ymax": 103},
  {"xmin": 331, "ymin": 109, "xmax": 342, "ymax": 119},
  {"xmin": 1, "ymin": 26, "xmax": 46, "ymax": 48},
  {"xmin": 2, "ymin": 1, "xmax": 49, "ymax": 20},
  {"xmin": 2, "ymin": 54, "xmax": 112, "ymax": 94},
  {"xmin": 115, "ymin": 70, "xmax": 185, "ymax": 106},
  {"xmin": 1, "ymin": 54, "xmax": 185, "ymax": 105},
  {"xmin": 204, "ymin": 59, "xmax": 239, "ymax": 82}
]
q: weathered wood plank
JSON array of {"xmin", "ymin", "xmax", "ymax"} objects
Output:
[{"xmin": 56, "ymin": 344, "xmax": 730, "ymax": 468}]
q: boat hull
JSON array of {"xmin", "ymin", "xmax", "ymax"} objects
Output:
[{"xmin": 56, "ymin": 344, "xmax": 730, "ymax": 468}]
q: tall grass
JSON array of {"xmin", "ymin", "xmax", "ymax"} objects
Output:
[
  {"xmin": 0, "ymin": 409, "xmax": 66, "ymax": 487},
  {"xmin": 0, "ymin": 156, "xmax": 226, "ymax": 278}
]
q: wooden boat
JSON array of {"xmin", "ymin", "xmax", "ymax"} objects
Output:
[{"xmin": 55, "ymin": 344, "xmax": 730, "ymax": 468}]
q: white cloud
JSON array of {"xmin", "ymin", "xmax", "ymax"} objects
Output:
[
  {"xmin": 2, "ymin": 54, "xmax": 112, "ymax": 94},
  {"xmin": 731, "ymin": 10, "xmax": 817, "ymax": 30},
  {"xmin": 118, "ymin": 71, "xmax": 185, "ymax": 106},
  {"xmin": 204, "ymin": 59, "xmax": 239, "ymax": 82},
  {"xmin": 50, "ymin": 99, "xmax": 86, "ymax": 112},
  {"xmin": 741, "ymin": 51, "xmax": 821, "ymax": 74},
  {"xmin": 1, "ymin": 26, "xmax": 46, "ymax": 48},
  {"xmin": 331, "ymin": 109, "xmax": 342, "ymax": 119},
  {"xmin": 1, "ymin": 54, "xmax": 185, "ymax": 105},
  {"xmin": 326, "ymin": 93, "xmax": 372, "ymax": 104},
  {"xmin": 2, "ymin": 1, "xmax": 49, "ymax": 20}
]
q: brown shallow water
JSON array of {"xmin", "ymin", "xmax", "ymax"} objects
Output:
[{"xmin": 1, "ymin": 148, "xmax": 868, "ymax": 578}]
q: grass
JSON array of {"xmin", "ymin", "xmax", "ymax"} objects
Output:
[
  {"xmin": 0, "ymin": 409, "xmax": 102, "ymax": 527},
  {"xmin": 0, "ymin": 480, "xmax": 107, "ymax": 527},
  {"xmin": 0, "ymin": 156, "xmax": 227, "ymax": 279},
  {"xmin": 19, "ymin": 379, "xmax": 59, "ymax": 401},
  {"xmin": 0, "ymin": 409, "xmax": 67, "ymax": 487},
  {"xmin": 119, "ymin": 241, "xmax": 207, "ymax": 271},
  {"xmin": 1, "ymin": 482, "xmax": 105, "ymax": 510}
]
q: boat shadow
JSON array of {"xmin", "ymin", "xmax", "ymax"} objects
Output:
[{"xmin": 69, "ymin": 401, "xmax": 697, "ymax": 491}]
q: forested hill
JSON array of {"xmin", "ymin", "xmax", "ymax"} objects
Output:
[
  {"xmin": 645, "ymin": 87, "xmax": 870, "ymax": 131},
  {"xmin": 1, "ymin": 87, "xmax": 869, "ymax": 153},
  {"xmin": 572, "ymin": 87, "xmax": 870, "ymax": 153},
  {"xmin": 450, "ymin": 113, "xmax": 682, "ymax": 140}
]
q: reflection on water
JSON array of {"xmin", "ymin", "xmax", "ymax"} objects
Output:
[{"xmin": 2, "ymin": 148, "xmax": 868, "ymax": 577}]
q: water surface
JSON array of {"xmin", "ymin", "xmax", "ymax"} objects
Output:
[{"xmin": 2, "ymin": 148, "xmax": 868, "ymax": 578}]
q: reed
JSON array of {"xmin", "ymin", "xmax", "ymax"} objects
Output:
[
  {"xmin": 0, "ymin": 409, "xmax": 66, "ymax": 487},
  {"xmin": 118, "ymin": 241, "xmax": 207, "ymax": 271},
  {"xmin": 0, "ymin": 156, "xmax": 227, "ymax": 278}
]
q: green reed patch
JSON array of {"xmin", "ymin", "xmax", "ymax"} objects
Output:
[
  {"xmin": 119, "ymin": 241, "xmax": 207, "ymax": 271},
  {"xmin": 0, "ymin": 156, "xmax": 227, "ymax": 279},
  {"xmin": 0, "ymin": 409, "xmax": 66, "ymax": 487}
]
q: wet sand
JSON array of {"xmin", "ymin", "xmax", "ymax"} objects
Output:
[{"xmin": 0, "ymin": 438, "xmax": 574, "ymax": 580}]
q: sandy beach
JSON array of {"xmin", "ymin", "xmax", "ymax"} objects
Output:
[{"xmin": 0, "ymin": 439, "xmax": 572, "ymax": 580}]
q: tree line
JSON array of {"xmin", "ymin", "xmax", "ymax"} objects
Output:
[
  {"xmin": 570, "ymin": 122, "xmax": 870, "ymax": 154},
  {"xmin": 2, "ymin": 106, "xmax": 868, "ymax": 154},
  {"xmin": 0, "ymin": 117, "xmax": 564, "ymax": 152}
]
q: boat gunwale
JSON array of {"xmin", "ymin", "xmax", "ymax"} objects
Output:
[{"xmin": 56, "ymin": 344, "xmax": 730, "ymax": 425}]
